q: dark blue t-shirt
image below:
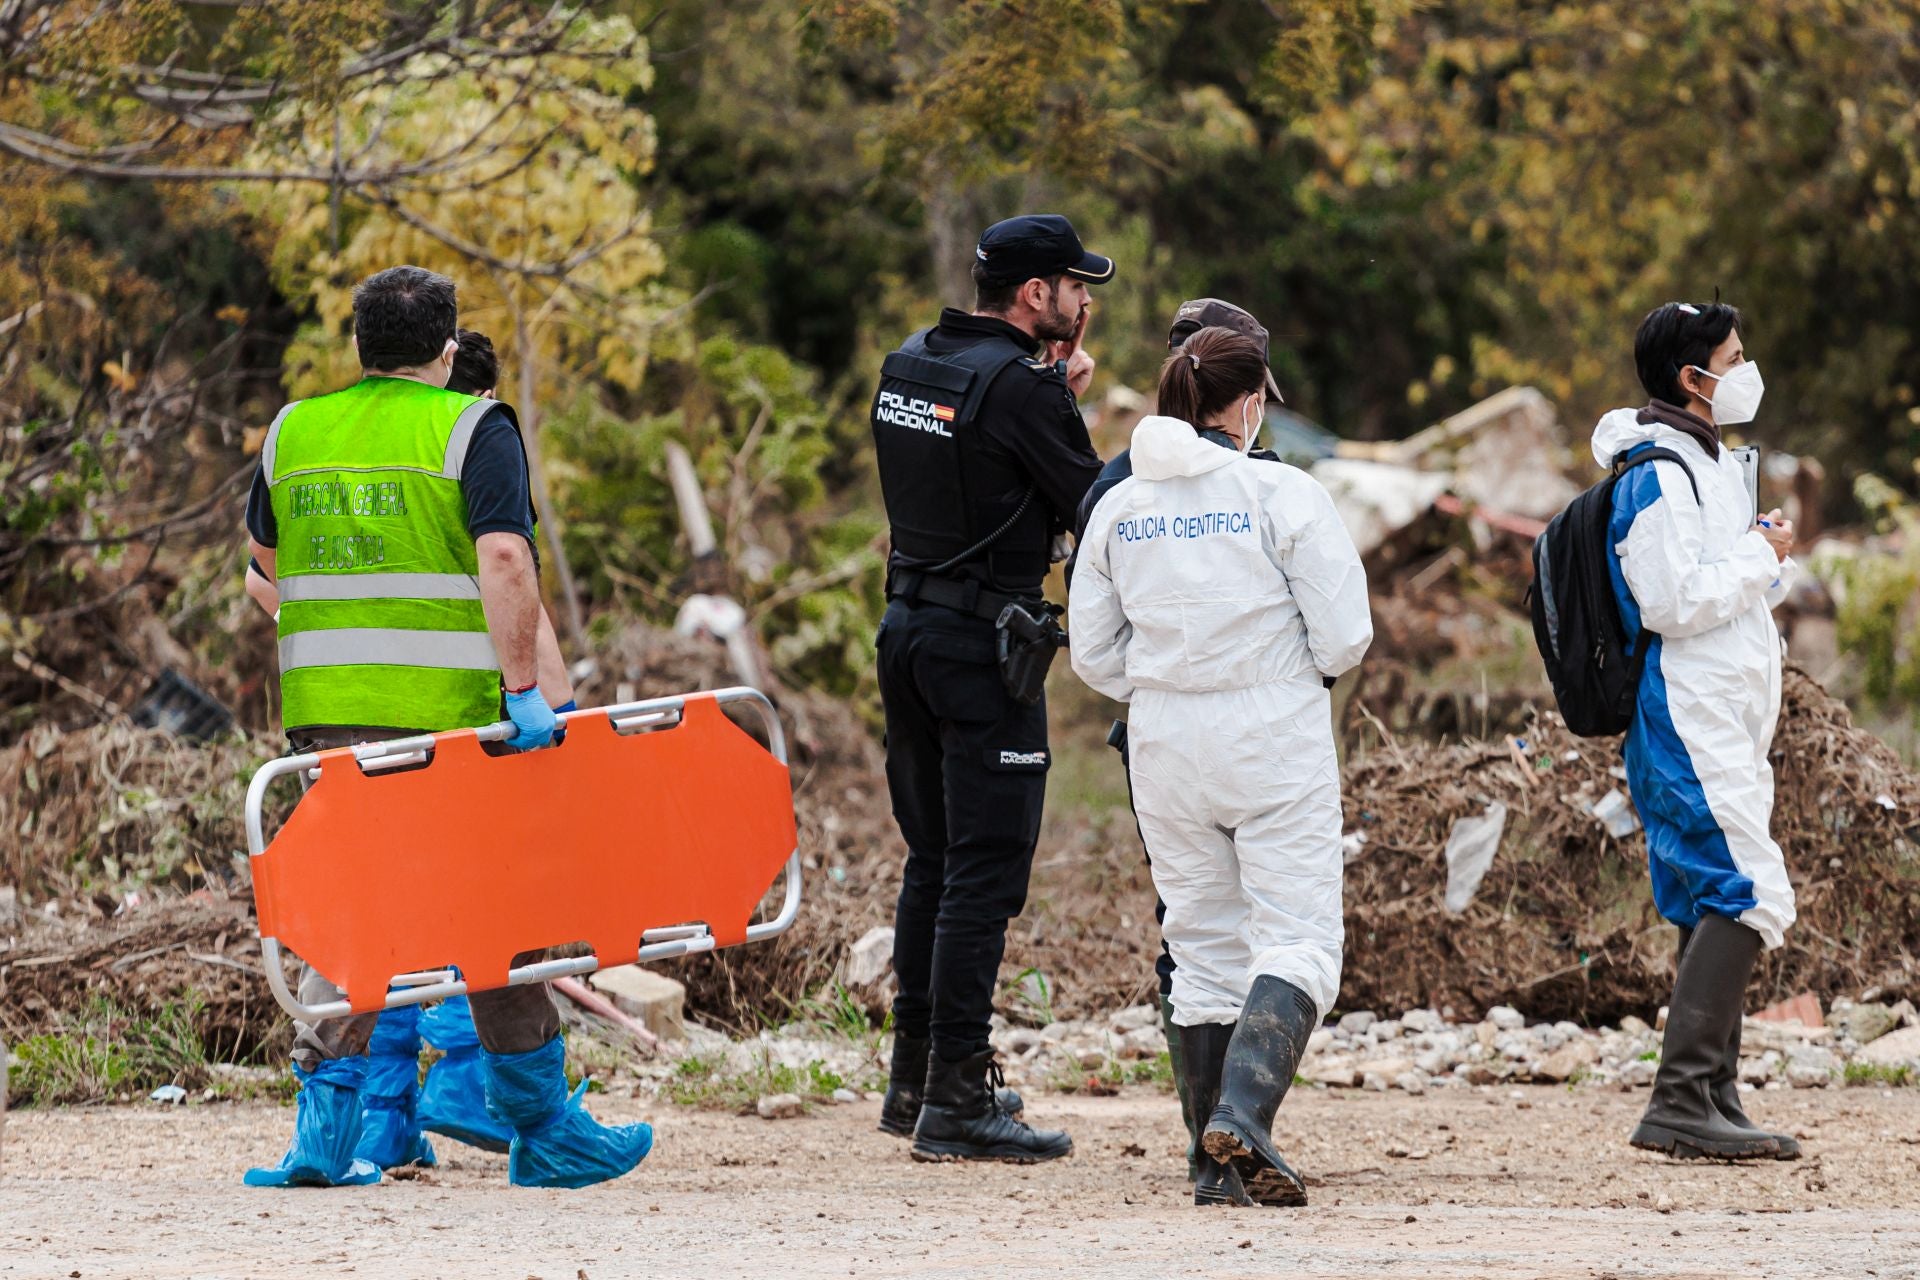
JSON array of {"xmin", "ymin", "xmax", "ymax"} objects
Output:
[{"xmin": 245, "ymin": 402, "xmax": 535, "ymax": 552}]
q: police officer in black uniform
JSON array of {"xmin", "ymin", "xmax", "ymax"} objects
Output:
[{"xmin": 870, "ymin": 214, "xmax": 1111, "ymax": 1163}]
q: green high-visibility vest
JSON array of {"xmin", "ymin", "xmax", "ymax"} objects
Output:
[{"xmin": 265, "ymin": 376, "xmax": 509, "ymax": 731}]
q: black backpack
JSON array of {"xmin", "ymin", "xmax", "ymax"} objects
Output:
[{"xmin": 1529, "ymin": 446, "xmax": 1697, "ymax": 737}]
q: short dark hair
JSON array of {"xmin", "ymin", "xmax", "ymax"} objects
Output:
[
  {"xmin": 1157, "ymin": 326, "xmax": 1267, "ymax": 424},
  {"xmin": 449, "ymin": 329, "xmax": 499, "ymax": 396},
  {"xmin": 972, "ymin": 261, "xmax": 1061, "ymax": 315},
  {"xmin": 1634, "ymin": 301, "xmax": 1744, "ymax": 405},
  {"xmin": 353, "ymin": 266, "xmax": 457, "ymax": 371}
]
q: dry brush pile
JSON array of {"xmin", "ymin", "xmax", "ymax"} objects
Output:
[
  {"xmin": 5, "ymin": 641, "xmax": 1914, "ymax": 1062},
  {"xmin": 1339, "ymin": 667, "xmax": 1920, "ymax": 1023}
]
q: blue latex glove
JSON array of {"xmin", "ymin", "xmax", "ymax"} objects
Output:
[
  {"xmin": 504, "ymin": 685, "xmax": 557, "ymax": 752},
  {"xmin": 551, "ymin": 699, "xmax": 576, "ymax": 746}
]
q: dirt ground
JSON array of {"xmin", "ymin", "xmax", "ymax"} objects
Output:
[{"xmin": 3, "ymin": 1086, "xmax": 1917, "ymax": 1279}]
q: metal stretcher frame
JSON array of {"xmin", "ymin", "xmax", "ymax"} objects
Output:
[{"xmin": 245, "ymin": 687, "xmax": 801, "ymax": 1022}]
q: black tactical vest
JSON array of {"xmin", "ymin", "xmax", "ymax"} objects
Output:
[{"xmin": 871, "ymin": 328, "xmax": 1047, "ymax": 589}]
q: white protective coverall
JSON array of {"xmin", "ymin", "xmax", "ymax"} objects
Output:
[
  {"xmin": 1070, "ymin": 415, "xmax": 1372, "ymax": 1025},
  {"xmin": 1593, "ymin": 409, "xmax": 1798, "ymax": 948}
]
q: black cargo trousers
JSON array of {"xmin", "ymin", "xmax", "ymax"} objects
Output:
[{"xmin": 876, "ymin": 598, "xmax": 1051, "ymax": 1065}]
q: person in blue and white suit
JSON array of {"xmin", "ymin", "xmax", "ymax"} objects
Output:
[
  {"xmin": 1596, "ymin": 301, "xmax": 1801, "ymax": 1162},
  {"xmin": 1070, "ymin": 324, "xmax": 1370, "ymax": 1208}
]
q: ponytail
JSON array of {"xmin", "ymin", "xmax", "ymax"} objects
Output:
[
  {"xmin": 1158, "ymin": 349, "xmax": 1204, "ymax": 423},
  {"xmin": 1156, "ymin": 326, "xmax": 1267, "ymax": 427}
]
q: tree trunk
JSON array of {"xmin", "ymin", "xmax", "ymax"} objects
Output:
[{"xmin": 514, "ymin": 316, "xmax": 590, "ymax": 658}]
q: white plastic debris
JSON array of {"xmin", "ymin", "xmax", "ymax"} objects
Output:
[
  {"xmin": 1311, "ymin": 458, "xmax": 1452, "ymax": 556},
  {"xmin": 149, "ymin": 1084, "xmax": 187, "ymax": 1104},
  {"xmin": 1590, "ymin": 789, "xmax": 1641, "ymax": 839},
  {"xmin": 1443, "ymin": 802, "xmax": 1508, "ymax": 914},
  {"xmin": 1876, "ymin": 794, "xmax": 1897, "ymax": 811}
]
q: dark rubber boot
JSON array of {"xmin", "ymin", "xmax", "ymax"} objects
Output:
[
  {"xmin": 1161, "ymin": 994, "xmax": 1201, "ymax": 1183},
  {"xmin": 880, "ymin": 1034, "xmax": 1022, "ymax": 1137},
  {"xmin": 1180, "ymin": 1021, "xmax": 1252, "ymax": 1206},
  {"xmin": 1631, "ymin": 915, "xmax": 1779, "ymax": 1160},
  {"xmin": 910, "ymin": 1051, "xmax": 1070, "ymax": 1164},
  {"xmin": 1201, "ymin": 976, "xmax": 1315, "ymax": 1207},
  {"xmin": 1677, "ymin": 926, "xmax": 1803, "ymax": 1160}
]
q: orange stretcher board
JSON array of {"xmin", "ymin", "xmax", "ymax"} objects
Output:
[{"xmin": 245, "ymin": 687, "xmax": 801, "ymax": 1022}]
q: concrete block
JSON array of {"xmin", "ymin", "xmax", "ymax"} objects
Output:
[{"xmin": 590, "ymin": 965, "xmax": 686, "ymax": 1042}]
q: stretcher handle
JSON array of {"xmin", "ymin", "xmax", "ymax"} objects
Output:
[{"xmin": 247, "ymin": 686, "xmax": 802, "ymax": 1022}]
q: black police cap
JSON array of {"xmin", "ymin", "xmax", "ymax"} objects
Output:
[{"xmin": 974, "ymin": 214, "xmax": 1115, "ymax": 286}]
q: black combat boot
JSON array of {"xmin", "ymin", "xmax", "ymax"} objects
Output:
[
  {"xmin": 1676, "ymin": 925, "xmax": 1802, "ymax": 1160},
  {"xmin": 879, "ymin": 1034, "xmax": 1023, "ymax": 1138},
  {"xmin": 1161, "ymin": 992, "xmax": 1200, "ymax": 1183},
  {"xmin": 1631, "ymin": 915, "xmax": 1779, "ymax": 1160},
  {"xmin": 1179, "ymin": 1020, "xmax": 1252, "ymax": 1206},
  {"xmin": 910, "ymin": 1050, "xmax": 1071, "ymax": 1163},
  {"xmin": 1201, "ymin": 976, "xmax": 1316, "ymax": 1206}
]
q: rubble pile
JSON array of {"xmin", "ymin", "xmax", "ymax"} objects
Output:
[
  {"xmin": 1334, "ymin": 666, "xmax": 1920, "ymax": 1024},
  {"xmin": 979, "ymin": 997, "xmax": 1920, "ymax": 1097}
]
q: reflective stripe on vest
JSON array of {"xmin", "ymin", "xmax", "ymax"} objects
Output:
[
  {"xmin": 276, "ymin": 572, "xmax": 482, "ymax": 604},
  {"xmin": 279, "ymin": 628, "xmax": 501, "ymax": 672}
]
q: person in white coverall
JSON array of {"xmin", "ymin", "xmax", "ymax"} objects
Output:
[
  {"xmin": 1070, "ymin": 325, "xmax": 1371, "ymax": 1208},
  {"xmin": 1598, "ymin": 302, "xmax": 1800, "ymax": 1162}
]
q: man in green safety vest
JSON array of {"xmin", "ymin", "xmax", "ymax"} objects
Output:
[
  {"xmin": 241, "ymin": 326, "xmax": 580, "ymax": 1174},
  {"xmin": 241, "ymin": 266, "xmax": 651, "ymax": 1190}
]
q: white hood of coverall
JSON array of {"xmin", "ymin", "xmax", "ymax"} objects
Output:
[{"xmin": 1130, "ymin": 414, "xmax": 1241, "ymax": 481}]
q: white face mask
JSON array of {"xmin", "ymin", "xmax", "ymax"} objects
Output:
[
  {"xmin": 1239, "ymin": 393, "xmax": 1262, "ymax": 455},
  {"xmin": 1692, "ymin": 361, "xmax": 1764, "ymax": 426}
]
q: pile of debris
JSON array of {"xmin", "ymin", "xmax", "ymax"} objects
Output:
[
  {"xmin": 1335, "ymin": 666, "xmax": 1920, "ymax": 1024},
  {"xmin": 0, "ymin": 623, "xmax": 1161, "ymax": 1051}
]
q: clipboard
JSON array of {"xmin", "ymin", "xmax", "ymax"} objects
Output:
[{"xmin": 1730, "ymin": 444, "xmax": 1760, "ymax": 519}]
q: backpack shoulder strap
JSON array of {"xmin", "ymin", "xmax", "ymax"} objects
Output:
[{"xmin": 1611, "ymin": 444, "xmax": 1699, "ymax": 505}]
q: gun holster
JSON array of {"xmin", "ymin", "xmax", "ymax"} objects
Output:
[{"xmin": 994, "ymin": 600, "xmax": 1068, "ymax": 706}]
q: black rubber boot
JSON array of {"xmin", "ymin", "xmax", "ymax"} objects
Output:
[
  {"xmin": 911, "ymin": 1051, "xmax": 1071, "ymax": 1164},
  {"xmin": 1676, "ymin": 926, "xmax": 1803, "ymax": 1161},
  {"xmin": 1631, "ymin": 915, "xmax": 1779, "ymax": 1160},
  {"xmin": 879, "ymin": 1035, "xmax": 1023, "ymax": 1137},
  {"xmin": 1161, "ymin": 993, "xmax": 1200, "ymax": 1183},
  {"xmin": 1180, "ymin": 1021, "xmax": 1252, "ymax": 1206},
  {"xmin": 1201, "ymin": 976, "xmax": 1315, "ymax": 1206}
]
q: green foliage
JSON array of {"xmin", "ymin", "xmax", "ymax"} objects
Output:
[
  {"xmin": 663, "ymin": 1047, "xmax": 864, "ymax": 1112},
  {"xmin": 547, "ymin": 333, "xmax": 887, "ymax": 695},
  {"xmin": 1003, "ymin": 967, "xmax": 1057, "ymax": 1027},
  {"xmin": 1834, "ymin": 474, "xmax": 1920, "ymax": 709},
  {"xmin": 792, "ymin": 980, "xmax": 885, "ymax": 1050},
  {"xmin": 8, "ymin": 993, "xmax": 210, "ymax": 1106},
  {"xmin": 9, "ymin": 1028, "xmax": 131, "ymax": 1106},
  {"xmin": 1306, "ymin": 0, "xmax": 1920, "ymax": 459},
  {"xmin": 1842, "ymin": 1061, "xmax": 1913, "ymax": 1088},
  {"xmin": 14, "ymin": 0, "xmax": 1920, "ymax": 733}
]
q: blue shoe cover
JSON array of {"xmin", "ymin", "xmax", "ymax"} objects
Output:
[
  {"xmin": 354, "ymin": 1007, "xmax": 436, "ymax": 1170},
  {"xmin": 244, "ymin": 1058, "xmax": 382, "ymax": 1188},
  {"xmin": 419, "ymin": 997, "xmax": 512, "ymax": 1153},
  {"xmin": 482, "ymin": 1036, "xmax": 652, "ymax": 1189}
]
